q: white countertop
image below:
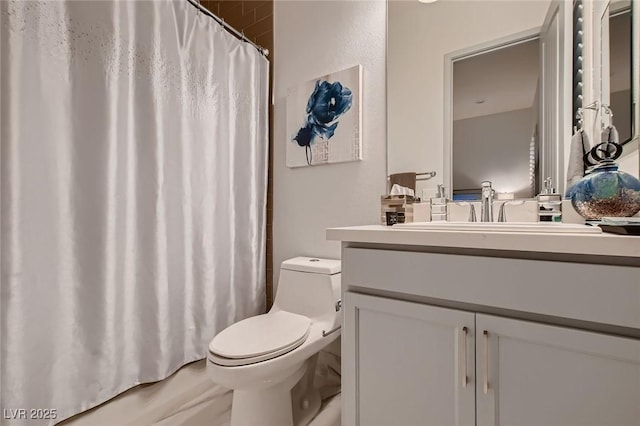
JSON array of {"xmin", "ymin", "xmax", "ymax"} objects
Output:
[{"xmin": 327, "ymin": 224, "xmax": 640, "ymax": 259}]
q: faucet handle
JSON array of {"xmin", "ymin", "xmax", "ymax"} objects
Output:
[
  {"xmin": 497, "ymin": 200, "xmax": 526, "ymax": 222},
  {"xmin": 498, "ymin": 202, "xmax": 507, "ymax": 222},
  {"xmin": 481, "ymin": 181, "xmax": 494, "ymax": 198}
]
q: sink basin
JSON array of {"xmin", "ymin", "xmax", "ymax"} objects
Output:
[{"xmin": 393, "ymin": 221, "xmax": 602, "ymax": 234}]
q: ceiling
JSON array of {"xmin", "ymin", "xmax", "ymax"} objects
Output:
[{"xmin": 453, "ymin": 38, "xmax": 540, "ymax": 121}]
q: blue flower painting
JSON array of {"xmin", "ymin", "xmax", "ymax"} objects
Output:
[
  {"xmin": 286, "ymin": 65, "xmax": 362, "ymax": 167},
  {"xmin": 294, "ymin": 81, "xmax": 353, "ymax": 164}
]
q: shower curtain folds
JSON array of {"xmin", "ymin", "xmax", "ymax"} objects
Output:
[{"xmin": 0, "ymin": 1, "xmax": 269, "ymax": 424}]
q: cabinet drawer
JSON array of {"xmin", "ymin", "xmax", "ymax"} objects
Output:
[{"xmin": 343, "ymin": 247, "xmax": 640, "ymax": 329}]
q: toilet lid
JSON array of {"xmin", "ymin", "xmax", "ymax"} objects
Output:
[{"xmin": 208, "ymin": 311, "xmax": 311, "ymax": 361}]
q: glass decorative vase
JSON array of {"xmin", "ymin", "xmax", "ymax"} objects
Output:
[{"xmin": 568, "ymin": 159, "xmax": 640, "ymax": 220}]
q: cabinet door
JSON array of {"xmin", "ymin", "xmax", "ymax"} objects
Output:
[
  {"xmin": 476, "ymin": 314, "xmax": 640, "ymax": 426},
  {"xmin": 343, "ymin": 292, "xmax": 475, "ymax": 426}
]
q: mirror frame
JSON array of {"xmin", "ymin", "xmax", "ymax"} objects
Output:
[
  {"xmin": 601, "ymin": 1, "xmax": 634, "ymax": 145},
  {"xmin": 443, "ymin": 28, "xmax": 541, "ymax": 198},
  {"xmin": 587, "ymin": 0, "xmax": 639, "ymax": 149},
  {"xmin": 635, "ymin": 0, "xmax": 639, "ymax": 155},
  {"xmin": 440, "ymin": 0, "xmax": 572, "ymax": 197}
]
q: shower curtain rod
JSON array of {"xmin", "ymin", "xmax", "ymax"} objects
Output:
[{"xmin": 186, "ymin": 0, "xmax": 269, "ymax": 57}]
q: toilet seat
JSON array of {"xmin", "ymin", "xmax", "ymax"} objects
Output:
[{"xmin": 209, "ymin": 311, "xmax": 311, "ymax": 367}]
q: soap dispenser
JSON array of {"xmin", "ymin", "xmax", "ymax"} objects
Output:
[{"xmin": 537, "ymin": 177, "xmax": 562, "ymax": 222}]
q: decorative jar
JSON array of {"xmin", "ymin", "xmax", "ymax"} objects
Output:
[{"xmin": 568, "ymin": 160, "xmax": 640, "ymax": 220}]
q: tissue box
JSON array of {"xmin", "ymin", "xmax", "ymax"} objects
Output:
[{"xmin": 381, "ymin": 195, "xmax": 416, "ymax": 224}]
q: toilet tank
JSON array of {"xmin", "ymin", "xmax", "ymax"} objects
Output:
[{"xmin": 273, "ymin": 257, "xmax": 341, "ymax": 324}]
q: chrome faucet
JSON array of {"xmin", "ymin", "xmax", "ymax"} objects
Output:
[
  {"xmin": 497, "ymin": 200, "xmax": 526, "ymax": 222},
  {"xmin": 452, "ymin": 202, "xmax": 477, "ymax": 222},
  {"xmin": 497, "ymin": 202, "xmax": 508, "ymax": 222},
  {"xmin": 480, "ymin": 181, "xmax": 494, "ymax": 222},
  {"xmin": 468, "ymin": 204, "xmax": 477, "ymax": 222}
]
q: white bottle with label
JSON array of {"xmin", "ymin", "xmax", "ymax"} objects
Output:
[
  {"xmin": 430, "ymin": 184, "xmax": 447, "ymax": 221},
  {"xmin": 538, "ymin": 177, "xmax": 562, "ymax": 222}
]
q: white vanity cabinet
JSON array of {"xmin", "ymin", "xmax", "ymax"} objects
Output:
[
  {"xmin": 343, "ymin": 292, "xmax": 475, "ymax": 426},
  {"xmin": 329, "ymin": 227, "xmax": 640, "ymax": 426},
  {"xmin": 344, "ymin": 291, "xmax": 640, "ymax": 426},
  {"xmin": 475, "ymin": 314, "xmax": 640, "ymax": 426}
]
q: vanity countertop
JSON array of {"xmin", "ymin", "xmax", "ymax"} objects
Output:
[{"xmin": 327, "ymin": 224, "xmax": 640, "ymax": 260}]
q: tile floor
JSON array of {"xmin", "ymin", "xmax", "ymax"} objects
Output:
[{"xmin": 59, "ymin": 350, "xmax": 341, "ymax": 426}]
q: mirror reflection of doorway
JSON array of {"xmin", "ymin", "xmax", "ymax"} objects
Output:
[{"xmin": 452, "ymin": 38, "xmax": 540, "ymax": 200}]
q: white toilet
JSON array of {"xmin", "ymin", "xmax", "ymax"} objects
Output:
[{"xmin": 207, "ymin": 257, "xmax": 342, "ymax": 426}]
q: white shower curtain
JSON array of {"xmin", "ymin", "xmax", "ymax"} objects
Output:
[{"xmin": 0, "ymin": 1, "xmax": 268, "ymax": 424}]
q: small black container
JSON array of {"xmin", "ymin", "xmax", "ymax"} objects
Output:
[{"xmin": 385, "ymin": 211, "xmax": 398, "ymax": 226}]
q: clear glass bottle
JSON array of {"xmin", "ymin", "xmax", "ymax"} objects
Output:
[{"xmin": 568, "ymin": 159, "xmax": 640, "ymax": 220}]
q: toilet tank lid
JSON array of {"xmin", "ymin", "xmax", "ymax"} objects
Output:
[{"xmin": 281, "ymin": 257, "xmax": 341, "ymax": 275}]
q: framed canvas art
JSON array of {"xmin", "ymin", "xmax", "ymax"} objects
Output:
[{"xmin": 286, "ymin": 65, "xmax": 362, "ymax": 167}]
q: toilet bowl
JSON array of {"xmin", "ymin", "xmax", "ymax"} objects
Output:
[{"xmin": 207, "ymin": 257, "xmax": 342, "ymax": 426}]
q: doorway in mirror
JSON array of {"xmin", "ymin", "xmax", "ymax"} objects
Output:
[{"xmin": 452, "ymin": 38, "xmax": 540, "ymax": 200}]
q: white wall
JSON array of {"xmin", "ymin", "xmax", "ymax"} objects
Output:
[
  {"xmin": 453, "ymin": 108, "xmax": 535, "ymax": 198},
  {"xmin": 273, "ymin": 1, "xmax": 387, "ymax": 286},
  {"xmin": 388, "ymin": 0, "xmax": 550, "ymax": 196}
]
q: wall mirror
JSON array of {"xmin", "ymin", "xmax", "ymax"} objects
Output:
[
  {"xmin": 601, "ymin": 0, "xmax": 635, "ymax": 144},
  {"xmin": 387, "ymin": 0, "xmax": 639, "ymax": 201},
  {"xmin": 448, "ymin": 34, "xmax": 540, "ymax": 200},
  {"xmin": 581, "ymin": 0, "xmax": 639, "ymax": 172},
  {"xmin": 602, "ymin": 0, "xmax": 634, "ymax": 144}
]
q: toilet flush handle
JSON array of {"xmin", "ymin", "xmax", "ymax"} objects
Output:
[
  {"xmin": 321, "ymin": 300, "xmax": 343, "ymax": 337},
  {"xmin": 322, "ymin": 326, "xmax": 341, "ymax": 337}
]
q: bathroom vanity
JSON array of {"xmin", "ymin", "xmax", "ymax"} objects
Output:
[{"xmin": 327, "ymin": 225, "xmax": 640, "ymax": 426}]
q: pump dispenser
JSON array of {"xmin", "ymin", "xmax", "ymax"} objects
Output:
[{"xmin": 538, "ymin": 177, "xmax": 562, "ymax": 222}]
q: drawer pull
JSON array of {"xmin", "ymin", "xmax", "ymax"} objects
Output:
[
  {"xmin": 461, "ymin": 326, "xmax": 468, "ymax": 388},
  {"xmin": 483, "ymin": 330, "xmax": 489, "ymax": 395}
]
